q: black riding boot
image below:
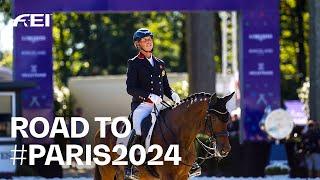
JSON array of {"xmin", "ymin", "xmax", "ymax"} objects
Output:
[
  {"xmin": 125, "ymin": 130, "xmax": 141, "ymax": 179},
  {"xmin": 188, "ymin": 162, "xmax": 201, "ymax": 177}
]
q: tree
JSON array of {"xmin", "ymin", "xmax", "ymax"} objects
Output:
[
  {"xmin": 309, "ymin": 0, "xmax": 320, "ymax": 121},
  {"xmin": 52, "ymin": 12, "xmax": 186, "ymax": 87},
  {"xmin": 280, "ymin": 0, "xmax": 309, "ymax": 100},
  {"xmin": 186, "ymin": 12, "xmax": 216, "ymax": 93},
  {"xmin": 296, "ymin": 0, "xmax": 307, "ymax": 81},
  {"xmin": 0, "ymin": 0, "xmax": 12, "ymax": 23}
]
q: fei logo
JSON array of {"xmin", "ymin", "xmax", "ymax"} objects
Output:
[{"xmin": 13, "ymin": 14, "xmax": 51, "ymax": 27}]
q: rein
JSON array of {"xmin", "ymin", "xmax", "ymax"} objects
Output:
[
  {"xmin": 156, "ymin": 108, "xmax": 206, "ymax": 169},
  {"xmin": 154, "ymin": 103, "xmax": 195, "ymax": 167}
]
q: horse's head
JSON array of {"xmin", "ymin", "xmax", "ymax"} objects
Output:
[{"xmin": 204, "ymin": 92, "xmax": 234, "ymax": 158}]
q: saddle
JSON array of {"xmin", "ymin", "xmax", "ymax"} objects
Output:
[
  {"xmin": 119, "ymin": 106, "xmax": 170, "ymax": 179},
  {"xmin": 127, "ymin": 107, "xmax": 169, "ymax": 149},
  {"xmin": 116, "ymin": 105, "xmax": 169, "ymax": 150}
]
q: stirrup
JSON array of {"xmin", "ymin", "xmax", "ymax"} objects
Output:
[
  {"xmin": 125, "ymin": 166, "xmax": 139, "ymax": 180},
  {"xmin": 188, "ymin": 163, "xmax": 201, "ymax": 177}
]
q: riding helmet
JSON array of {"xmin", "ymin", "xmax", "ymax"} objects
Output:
[{"xmin": 133, "ymin": 28, "xmax": 153, "ymax": 42}]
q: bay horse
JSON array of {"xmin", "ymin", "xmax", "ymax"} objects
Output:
[{"xmin": 94, "ymin": 92, "xmax": 234, "ymax": 180}]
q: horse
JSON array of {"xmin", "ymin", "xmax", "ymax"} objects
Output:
[{"xmin": 93, "ymin": 92, "xmax": 234, "ymax": 180}]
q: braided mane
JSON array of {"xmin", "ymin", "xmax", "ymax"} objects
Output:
[{"xmin": 171, "ymin": 92, "xmax": 211, "ymax": 109}]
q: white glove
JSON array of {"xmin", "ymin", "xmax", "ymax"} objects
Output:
[
  {"xmin": 155, "ymin": 103, "xmax": 164, "ymax": 112},
  {"xmin": 148, "ymin": 94, "xmax": 162, "ymax": 104},
  {"xmin": 171, "ymin": 92, "xmax": 180, "ymax": 104}
]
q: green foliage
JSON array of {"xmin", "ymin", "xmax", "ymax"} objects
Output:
[
  {"xmin": 280, "ymin": 0, "xmax": 309, "ymax": 100},
  {"xmin": 0, "ymin": 52, "xmax": 12, "ymax": 68},
  {"xmin": 171, "ymin": 80, "xmax": 189, "ymax": 98},
  {"xmin": 0, "ymin": 0, "xmax": 12, "ymax": 24},
  {"xmin": 53, "ymin": 84, "xmax": 73, "ymax": 117},
  {"xmin": 52, "ymin": 12, "xmax": 186, "ymax": 87}
]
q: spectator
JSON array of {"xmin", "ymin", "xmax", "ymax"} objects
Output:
[
  {"xmin": 228, "ymin": 114, "xmax": 240, "ymax": 137},
  {"xmin": 302, "ymin": 120, "xmax": 320, "ymax": 177}
]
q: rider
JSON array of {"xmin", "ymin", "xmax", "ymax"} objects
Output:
[
  {"xmin": 126, "ymin": 28, "xmax": 180, "ymax": 142},
  {"xmin": 125, "ymin": 28, "xmax": 201, "ymax": 178},
  {"xmin": 125, "ymin": 28, "xmax": 180, "ymax": 176}
]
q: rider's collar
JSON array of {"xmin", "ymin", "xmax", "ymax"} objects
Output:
[{"xmin": 137, "ymin": 52, "xmax": 153, "ymax": 60}]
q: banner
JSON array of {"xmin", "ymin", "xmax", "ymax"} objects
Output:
[
  {"xmin": 240, "ymin": 7, "xmax": 281, "ymax": 141},
  {"xmin": 13, "ymin": 15, "xmax": 54, "ymax": 144}
]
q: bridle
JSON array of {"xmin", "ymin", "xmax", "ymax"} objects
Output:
[
  {"xmin": 155, "ymin": 100, "xmax": 230, "ymax": 167},
  {"xmin": 205, "ymin": 107, "xmax": 230, "ymax": 141},
  {"xmin": 154, "ymin": 101, "xmax": 230, "ymax": 167},
  {"xmin": 195, "ymin": 104, "xmax": 230, "ymax": 163}
]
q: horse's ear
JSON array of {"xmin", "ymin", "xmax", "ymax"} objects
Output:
[
  {"xmin": 209, "ymin": 93, "xmax": 217, "ymax": 106},
  {"xmin": 223, "ymin": 92, "xmax": 235, "ymax": 103}
]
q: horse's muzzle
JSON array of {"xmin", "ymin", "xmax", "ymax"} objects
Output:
[{"xmin": 217, "ymin": 144, "xmax": 231, "ymax": 157}]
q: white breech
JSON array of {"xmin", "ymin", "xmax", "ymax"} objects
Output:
[{"xmin": 132, "ymin": 102, "xmax": 153, "ymax": 136}]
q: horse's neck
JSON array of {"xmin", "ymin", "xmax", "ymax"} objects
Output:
[{"xmin": 169, "ymin": 100, "xmax": 208, "ymax": 150}]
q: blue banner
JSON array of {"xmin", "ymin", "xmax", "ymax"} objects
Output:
[
  {"xmin": 240, "ymin": 8, "xmax": 281, "ymax": 141},
  {"xmin": 13, "ymin": 17, "xmax": 54, "ymax": 144}
]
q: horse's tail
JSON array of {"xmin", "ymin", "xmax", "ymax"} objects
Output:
[{"xmin": 94, "ymin": 164, "xmax": 101, "ymax": 180}]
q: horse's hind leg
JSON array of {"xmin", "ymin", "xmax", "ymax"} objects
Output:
[{"xmin": 98, "ymin": 165, "xmax": 117, "ymax": 180}]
